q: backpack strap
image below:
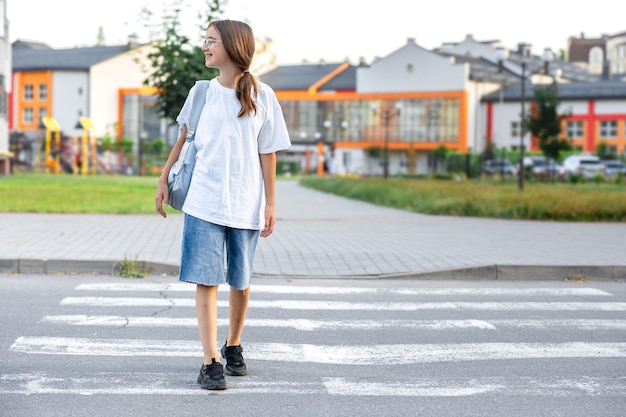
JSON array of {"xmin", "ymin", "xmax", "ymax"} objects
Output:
[{"xmin": 185, "ymin": 80, "xmax": 211, "ymax": 142}]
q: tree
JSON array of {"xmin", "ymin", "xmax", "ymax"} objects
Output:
[
  {"xmin": 143, "ymin": 0, "xmax": 224, "ymax": 125},
  {"xmin": 96, "ymin": 26, "xmax": 105, "ymax": 45},
  {"xmin": 525, "ymin": 85, "xmax": 571, "ymax": 165},
  {"xmin": 596, "ymin": 142, "xmax": 616, "ymax": 160},
  {"xmin": 432, "ymin": 145, "xmax": 448, "ymax": 173}
]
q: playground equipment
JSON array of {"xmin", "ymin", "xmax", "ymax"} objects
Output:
[
  {"xmin": 35, "ymin": 116, "xmax": 111, "ymax": 174},
  {"xmin": 39, "ymin": 117, "xmax": 61, "ymax": 173},
  {"xmin": 73, "ymin": 117, "xmax": 97, "ymax": 175}
]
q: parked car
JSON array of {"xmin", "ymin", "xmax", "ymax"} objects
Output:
[
  {"xmin": 561, "ymin": 154, "xmax": 605, "ymax": 179},
  {"xmin": 523, "ymin": 156, "xmax": 561, "ymax": 179},
  {"xmin": 482, "ymin": 159, "xmax": 518, "ymax": 177},
  {"xmin": 601, "ymin": 160, "xmax": 626, "ymax": 177}
]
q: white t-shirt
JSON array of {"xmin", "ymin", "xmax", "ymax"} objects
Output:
[{"xmin": 175, "ymin": 77, "xmax": 291, "ymax": 230}]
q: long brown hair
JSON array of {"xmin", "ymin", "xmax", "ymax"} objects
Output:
[{"xmin": 209, "ymin": 20, "xmax": 258, "ymax": 117}]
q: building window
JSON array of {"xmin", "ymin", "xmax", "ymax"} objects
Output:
[
  {"xmin": 566, "ymin": 121, "xmax": 583, "ymax": 138},
  {"xmin": 39, "ymin": 107, "xmax": 47, "ymax": 122},
  {"xmin": 23, "ymin": 107, "xmax": 34, "ymax": 124},
  {"xmin": 24, "ymin": 85, "xmax": 34, "ymax": 101},
  {"xmin": 511, "ymin": 121, "xmax": 519, "ymax": 137},
  {"xmin": 39, "ymin": 84, "xmax": 48, "ymax": 100},
  {"xmin": 588, "ymin": 46, "xmax": 604, "ymax": 73},
  {"xmin": 281, "ymin": 97, "xmax": 460, "ymax": 145},
  {"xmin": 599, "ymin": 120, "xmax": 617, "ymax": 138}
]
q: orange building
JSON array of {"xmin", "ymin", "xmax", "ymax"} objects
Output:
[{"xmin": 260, "ymin": 40, "xmax": 470, "ymax": 176}]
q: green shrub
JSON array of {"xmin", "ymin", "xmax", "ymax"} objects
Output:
[
  {"xmin": 592, "ymin": 173, "xmax": 605, "ymax": 184},
  {"xmin": 568, "ymin": 173, "xmax": 584, "ymax": 184},
  {"xmin": 119, "ymin": 137, "xmax": 134, "ymax": 155},
  {"xmin": 367, "ymin": 147, "xmax": 383, "ymax": 158},
  {"xmin": 99, "ymin": 137, "xmax": 115, "ymax": 152},
  {"xmin": 141, "ymin": 138, "xmax": 165, "ymax": 155},
  {"xmin": 277, "ymin": 160, "xmax": 298, "ymax": 175}
]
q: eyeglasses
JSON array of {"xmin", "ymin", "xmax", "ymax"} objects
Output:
[{"xmin": 203, "ymin": 38, "xmax": 222, "ymax": 48}]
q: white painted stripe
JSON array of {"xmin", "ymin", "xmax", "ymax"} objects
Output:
[
  {"xmin": 75, "ymin": 283, "xmax": 195, "ymax": 292},
  {"xmin": 60, "ymin": 297, "xmax": 175, "ymax": 307},
  {"xmin": 489, "ymin": 319, "xmax": 626, "ymax": 330},
  {"xmin": 10, "ymin": 338, "xmax": 626, "ymax": 364},
  {"xmin": 41, "ymin": 315, "xmax": 626, "ymax": 331},
  {"xmin": 59, "ymin": 297, "xmax": 626, "ymax": 311},
  {"xmin": 74, "ymin": 283, "xmax": 612, "ymax": 297},
  {"xmin": 322, "ymin": 377, "xmax": 500, "ymax": 397},
  {"xmin": 0, "ymin": 373, "xmax": 318, "ymax": 396},
  {"xmin": 321, "ymin": 376, "xmax": 626, "ymax": 397},
  {"xmin": 75, "ymin": 283, "xmax": 376, "ymax": 295},
  {"xmin": 42, "ymin": 315, "xmax": 497, "ymax": 330},
  {"xmin": 391, "ymin": 288, "xmax": 612, "ymax": 296},
  {"xmin": 2, "ymin": 373, "xmax": 624, "ymax": 397}
]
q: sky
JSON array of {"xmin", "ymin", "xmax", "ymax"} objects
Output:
[{"xmin": 7, "ymin": 0, "xmax": 626, "ymax": 65}]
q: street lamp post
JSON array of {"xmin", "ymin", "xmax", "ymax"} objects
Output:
[
  {"xmin": 372, "ymin": 102, "xmax": 401, "ymax": 179},
  {"xmin": 519, "ymin": 60, "xmax": 526, "ymax": 191},
  {"xmin": 496, "ymin": 46, "xmax": 527, "ymax": 191},
  {"xmin": 496, "ymin": 46, "xmax": 555, "ymax": 191}
]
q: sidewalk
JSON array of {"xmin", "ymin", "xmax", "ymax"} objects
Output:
[{"xmin": 0, "ymin": 180, "xmax": 624, "ymax": 280}]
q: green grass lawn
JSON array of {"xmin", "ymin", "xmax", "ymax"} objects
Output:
[
  {"xmin": 0, "ymin": 173, "xmax": 174, "ymax": 215},
  {"xmin": 1, "ymin": 172, "xmax": 625, "ymax": 221},
  {"xmin": 299, "ymin": 176, "xmax": 626, "ymax": 222}
]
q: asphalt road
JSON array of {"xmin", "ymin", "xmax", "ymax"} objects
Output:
[{"xmin": 1, "ymin": 274, "xmax": 625, "ymax": 417}]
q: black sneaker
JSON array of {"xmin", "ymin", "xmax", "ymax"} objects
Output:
[
  {"xmin": 221, "ymin": 341, "xmax": 247, "ymax": 376},
  {"xmin": 197, "ymin": 358, "xmax": 227, "ymax": 390}
]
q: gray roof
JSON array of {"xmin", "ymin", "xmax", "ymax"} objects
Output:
[
  {"xmin": 12, "ymin": 44, "xmax": 132, "ymax": 71},
  {"xmin": 481, "ymin": 80, "xmax": 626, "ymax": 102},
  {"xmin": 12, "ymin": 39, "xmax": 53, "ymax": 50},
  {"xmin": 259, "ymin": 51, "xmax": 600, "ymax": 93},
  {"xmin": 259, "ymin": 62, "xmax": 356, "ymax": 91},
  {"xmin": 436, "ymin": 50, "xmax": 601, "ymax": 84},
  {"xmin": 505, "ymin": 50, "xmax": 601, "ymax": 83},
  {"xmin": 436, "ymin": 53, "xmax": 521, "ymax": 84}
]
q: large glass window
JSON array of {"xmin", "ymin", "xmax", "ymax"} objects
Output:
[
  {"xmin": 599, "ymin": 120, "xmax": 617, "ymax": 138},
  {"xmin": 24, "ymin": 85, "xmax": 34, "ymax": 101},
  {"xmin": 566, "ymin": 121, "xmax": 583, "ymax": 138},
  {"xmin": 23, "ymin": 107, "xmax": 34, "ymax": 124},
  {"xmin": 39, "ymin": 84, "xmax": 48, "ymax": 100},
  {"xmin": 279, "ymin": 97, "xmax": 460, "ymax": 144}
]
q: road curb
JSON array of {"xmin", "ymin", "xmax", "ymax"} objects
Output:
[
  {"xmin": 377, "ymin": 265, "xmax": 626, "ymax": 282},
  {"xmin": 1, "ymin": 259, "xmax": 624, "ymax": 282},
  {"xmin": 0, "ymin": 259, "xmax": 180, "ymax": 277}
]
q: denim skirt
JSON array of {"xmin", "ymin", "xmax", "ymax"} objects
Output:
[{"xmin": 179, "ymin": 214, "xmax": 260, "ymax": 290}]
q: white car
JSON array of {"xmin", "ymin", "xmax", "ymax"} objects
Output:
[
  {"xmin": 523, "ymin": 156, "xmax": 560, "ymax": 179},
  {"xmin": 561, "ymin": 154, "xmax": 605, "ymax": 179},
  {"xmin": 601, "ymin": 160, "xmax": 626, "ymax": 177}
]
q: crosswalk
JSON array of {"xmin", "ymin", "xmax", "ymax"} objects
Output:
[{"xmin": 3, "ymin": 279, "xmax": 626, "ymax": 398}]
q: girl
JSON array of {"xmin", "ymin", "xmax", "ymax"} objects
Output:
[{"xmin": 155, "ymin": 19, "xmax": 291, "ymax": 390}]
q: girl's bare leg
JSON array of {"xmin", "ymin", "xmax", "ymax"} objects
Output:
[
  {"xmin": 227, "ymin": 286, "xmax": 250, "ymax": 346},
  {"xmin": 196, "ymin": 284, "xmax": 219, "ymax": 363}
]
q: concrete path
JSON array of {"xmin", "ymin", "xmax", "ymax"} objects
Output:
[{"xmin": 0, "ymin": 181, "xmax": 624, "ymax": 280}]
